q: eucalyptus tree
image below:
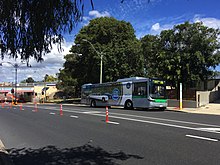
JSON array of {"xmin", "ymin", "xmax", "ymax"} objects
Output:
[
  {"xmin": 58, "ymin": 17, "xmax": 144, "ymax": 94},
  {"xmin": 141, "ymin": 22, "xmax": 220, "ymax": 88}
]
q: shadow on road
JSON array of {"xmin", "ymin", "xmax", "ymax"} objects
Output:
[{"xmin": 8, "ymin": 144, "xmax": 143, "ymax": 165}]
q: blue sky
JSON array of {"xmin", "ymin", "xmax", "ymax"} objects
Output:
[
  {"xmin": 1, "ymin": 0, "xmax": 220, "ymax": 83},
  {"xmin": 66, "ymin": 0, "xmax": 220, "ymax": 40},
  {"xmin": 65, "ymin": 0, "xmax": 220, "ymax": 71}
]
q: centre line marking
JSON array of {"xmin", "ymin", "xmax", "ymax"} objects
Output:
[
  {"xmin": 186, "ymin": 135, "xmax": 218, "ymax": 142},
  {"xmin": 70, "ymin": 115, "xmax": 78, "ymax": 118}
]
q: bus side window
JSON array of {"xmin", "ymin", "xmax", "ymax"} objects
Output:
[{"xmin": 133, "ymin": 83, "xmax": 147, "ymax": 96}]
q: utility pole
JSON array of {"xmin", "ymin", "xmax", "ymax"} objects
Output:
[
  {"xmin": 82, "ymin": 39, "xmax": 104, "ymax": 84},
  {"xmin": 0, "ymin": 62, "xmax": 27, "ymax": 104}
]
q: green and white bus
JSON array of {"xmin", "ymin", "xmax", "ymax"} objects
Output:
[{"xmin": 81, "ymin": 77, "xmax": 167, "ymax": 110}]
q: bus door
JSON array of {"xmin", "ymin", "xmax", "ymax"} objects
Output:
[{"xmin": 132, "ymin": 82, "xmax": 148, "ymax": 108}]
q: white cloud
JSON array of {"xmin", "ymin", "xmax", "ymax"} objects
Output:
[
  {"xmin": 0, "ymin": 40, "xmax": 72, "ymax": 83},
  {"xmin": 148, "ymin": 15, "xmax": 220, "ymax": 36},
  {"xmin": 193, "ymin": 16, "xmax": 220, "ymax": 29},
  {"xmin": 151, "ymin": 23, "xmax": 160, "ymax": 31},
  {"xmin": 81, "ymin": 10, "xmax": 111, "ymax": 27},
  {"xmin": 149, "ymin": 22, "xmax": 174, "ymax": 35},
  {"xmin": 83, "ymin": 16, "xmax": 90, "ymax": 21},
  {"xmin": 89, "ymin": 10, "xmax": 111, "ymax": 18},
  {"xmin": 193, "ymin": 16, "xmax": 220, "ymax": 42}
]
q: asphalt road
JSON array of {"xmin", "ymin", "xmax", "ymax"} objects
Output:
[{"xmin": 0, "ymin": 103, "xmax": 220, "ymax": 165}]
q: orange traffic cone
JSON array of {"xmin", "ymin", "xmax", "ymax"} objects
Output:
[
  {"xmin": 106, "ymin": 106, "xmax": 109, "ymax": 123},
  {"xmin": 60, "ymin": 104, "xmax": 63, "ymax": 116},
  {"xmin": 35, "ymin": 103, "xmax": 38, "ymax": 112},
  {"xmin": 20, "ymin": 103, "xmax": 23, "ymax": 111}
]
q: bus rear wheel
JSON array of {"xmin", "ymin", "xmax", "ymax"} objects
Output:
[
  {"xmin": 124, "ymin": 100, "xmax": 133, "ymax": 110},
  {"xmin": 90, "ymin": 100, "xmax": 96, "ymax": 107},
  {"xmin": 102, "ymin": 97, "xmax": 105, "ymax": 102}
]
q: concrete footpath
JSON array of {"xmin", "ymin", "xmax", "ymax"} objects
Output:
[{"xmin": 167, "ymin": 103, "xmax": 220, "ymax": 115}]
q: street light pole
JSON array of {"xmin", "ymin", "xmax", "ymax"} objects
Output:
[{"xmin": 82, "ymin": 39, "xmax": 104, "ymax": 84}]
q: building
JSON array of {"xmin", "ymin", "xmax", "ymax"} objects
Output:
[
  {"xmin": 167, "ymin": 77, "xmax": 220, "ymax": 108},
  {"xmin": 0, "ymin": 82, "xmax": 58, "ymax": 103}
]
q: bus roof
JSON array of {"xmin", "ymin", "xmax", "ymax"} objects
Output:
[
  {"xmin": 116, "ymin": 77, "xmax": 148, "ymax": 82},
  {"xmin": 82, "ymin": 77, "xmax": 151, "ymax": 87}
]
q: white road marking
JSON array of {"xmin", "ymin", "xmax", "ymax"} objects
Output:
[
  {"xmin": 50, "ymin": 112, "xmax": 56, "ymax": 115},
  {"xmin": 65, "ymin": 108, "xmax": 220, "ymax": 128},
  {"xmin": 93, "ymin": 114, "xmax": 220, "ymax": 134},
  {"xmin": 197, "ymin": 128, "xmax": 220, "ymax": 132},
  {"xmin": 109, "ymin": 112, "xmax": 220, "ymax": 128},
  {"xmin": 70, "ymin": 115, "xmax": 78, "ymax": 118},
  {"xmin": 83, "ymin": 111, "xmax": 101, "ymax": 114},
  {"xmin": 186, "ymin": 134, "xmax": 218, "ymax": 142},
  {"xmin": 107, "ymin": 121, "xmax": 120, "ymax": 125},
  {"xmin": 23, "ymin": 105, "xmax": 220, "ymax": 134}
]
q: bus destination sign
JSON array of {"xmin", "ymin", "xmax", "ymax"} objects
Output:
[{"xmin": 152, "ymin": 80, "xmax": 164, "ymax": 85}]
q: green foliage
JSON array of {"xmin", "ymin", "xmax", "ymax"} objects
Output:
[
  {"xmin": 20, "ymin": 77, "xmax": 35, "ymax": 83},
  {"xmin": 141, "ymin": 34, "xmax": 160, "ymax": 77},
  {"xmin": 59, "ymin": 17, "xmax": 144, "ymax": 94},
  {"xmin": 141, "ymin": 22, "xmax": 220, "ymax": 87},
  {"xmin": 0, "ymin": 0, "xmax": 93, "ymax": 63},
  {"xmin": 44, "ymin": 74, "xmax": 58, "ymax": 82},
  {"xmin": 59, "ymin": 20, "xmax": 220, "ymax": 94},
  {"xmin": 25, "ymin": 77, "xmax": 35, "ymax": 83}
]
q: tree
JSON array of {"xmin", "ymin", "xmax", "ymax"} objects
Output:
[
  {"xmin": 56, "ymin": 54, "xmax": 78, "ymax": 97},
  {"xmin": 44, "ymin": 74, "xmax": 58, "ymax": 82},
  {"xmin": 26, "ymin": 77, "xmax": 35, "ymax": 83},
  {"xmin": 140, "ymin": 34, "xmax": 160, "ymax": 77},
  {"xmin": 141, "ymin": 22, "xmax": 220, "ymax": 88},
  {"xmin": 21, "ymin": 77, "xmax": 35, "ymax": 83},
  {"xmin": 58, "ymin": 17, "xmax": 144, "ymax": 95},
  {"xmin": 0, "ymin": 0, "xmax": 94, "ymax": 63}
]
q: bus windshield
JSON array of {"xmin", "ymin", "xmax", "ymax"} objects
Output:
[{"xmin": 150, "ymin": 81, "xmax": 166, "ymax": 99}]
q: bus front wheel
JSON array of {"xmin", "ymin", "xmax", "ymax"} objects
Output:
[
  {"xmin": 90, "ymin": 100, "xmax": 96, "ymax": 107},
  {"xmin": 159, "ymin": 107, "xmax": 166, "ymax": 111},
  {"xmin": 124, "ymin": 100, "xmax": 133, "ymax": 110}
]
